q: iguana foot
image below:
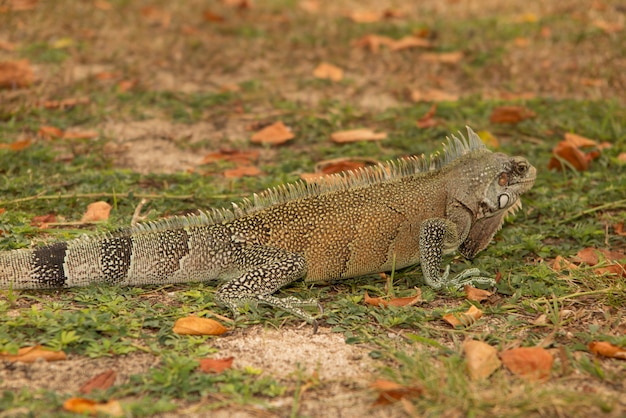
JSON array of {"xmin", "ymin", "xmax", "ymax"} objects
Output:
[{"xmin": 448, "ymin": 267, "xmax": 496, "ymax": 290}]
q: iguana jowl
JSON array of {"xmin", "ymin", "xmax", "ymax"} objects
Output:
[{"xmin": 0, "ymin": 127, "xmax": 536, "ymax": 325}]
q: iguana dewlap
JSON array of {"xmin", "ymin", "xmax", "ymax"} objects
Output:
[{"xmin": 0, "ymin": 127, "xmax": 536, "ymax": 325}]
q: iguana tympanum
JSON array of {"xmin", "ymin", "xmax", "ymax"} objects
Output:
[{"xmin": 0, "ymin": 127, "xmax": 536, "ymax": 327}]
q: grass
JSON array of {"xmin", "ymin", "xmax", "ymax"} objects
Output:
[{"xmin": 1, "ymin": 0, "xmax": 626, "ymax": 416}]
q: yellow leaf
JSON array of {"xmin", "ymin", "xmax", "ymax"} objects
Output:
[
  {"xmin": 51, "ymin": 37, "xmax": 74, "ymax": 49},
  {"xmin": 330, "ymin": 129, "xmax": 387, "ymax": 143},
  {"xmin": 173, "ymin": 316, "xmax": 229, "ymax": 335},
  {"xmin": 81, "ymin": 201, "xmax": 112, "ymax": 222},
  {"xmin": 63, "ymin": 397, "xmax": 124, "ymax": 417},
  {"xmin": 463, "ymin": 340, "xmax": 501, "ymax": 380},
  {"xmin": 0, "ymin": 345, "xmax": 67, "ymax": 363}
]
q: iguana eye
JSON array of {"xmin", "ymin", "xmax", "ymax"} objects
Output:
[{"xmin": 514, "ymin": 161, "xmax": 528, "ymax": 176}]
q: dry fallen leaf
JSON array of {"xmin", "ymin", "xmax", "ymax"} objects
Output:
[
  {"xmin": 0, "ymin": 59, "xmax": 34, "ymax": 88},
  {"xmin": 81, "ymin": 201, "xmax": 112, "ymax": 222},
  {"xmin": 464, "ymin": 285, "xmax": 493, "ymax": 302},
  {"xmin": 0, "ymin": 345, "xmax": 67, "ymax": 363},
  {"xmin": 203, "ymin": 10, "xmax": 225, "ymax": 22},
  {"xmin": 0, "ymin": 138, "xmax": 32, "ymax": 151},
  {"xmin": 351, "ymin": 34, "xmax": 396, "ymax": 52},
  {"xmin": 464, "ymin": 340, "xmax": 502, "ymax": 380},
  {"xmin": 31, "ymin": 213, "xmax": 56, "ymax": 229},
  {"xmin": 201, "ymin": 149, "xmax": 259, "ymax": 165},
  {"xmin": 250, "ymin": 121, "xmax": 295, "ymax": 145},
  {"xmin": 348, "ymin": 10, "xmax": 381, "ymax": 23},
  {"xmin": 0, "ymin": 40, "xmax": 17, "ymax": 51},
  {"xmin": 63, "ymin": 130, "xmax": 99, "ymax": 140},
  {"xmin": 489, "ymin": 106, "xmax": 536, "ymax": 124},
  {"xmin": 370, "ymin": 379, "xmax": 424, "ymax": 406},
  {"xmin": 548, "ymin": 132, "xmax": 611, "ymax": 171},
  {"xmin": 551, "ymin": 255, "xmax": 579, "ymax": 272},
  {"xmin": 140, "ymin": 5, "xmax": 171, "ymax": 27},
  {"xmin": 410, "ymin": 89, "xmax": 459, "ymax": 103},
  {"xmin": 38, "ymin": 125, "xmax": 64, "ymax": 139},
  {"xmin": 415, "ymin": 103, "xmax": 438, "ymax": 129},
  {"xmin": 63, "ymin": 398, "xmax": 124, "ymax": 417},
  {"xmin": 419, "ymin": 51, "xmax": 463, "ymax": 64},
  {"xmin": 588, "ymin": 341, "xmax": 626, "ymax": 360},
  {"xmin": 80, "ymin": 370, "xmax": 117, "ymax": 394},
  {"xmin": 173, "ymin": 316, "xmax": 229, "ymax": 335},
  {"xmin": 390, "ymin": 36, "xmax": 432, "ymax": 51},
  {"xmin": 223, "ymin": 165, "xmax": 263, "ymax": 178},
  {"xmin": 330, "ymin": 129, "xmax": 387, "ymax": 143},
  {"xmin": 476, "ymin": 130, "xmax": 500, "ymax": 149},
  {"xmin": 199, "ymin": 356, "xmax": 234, "ymax": 373},
  {"xmin": 500, "ymin": 347, "xmax": 553, "ymax": 381},
  {"xmin": 573, "ymin": 247, "xmax": 626, "ymax": 277},
  {"xmin": 442, "ymin": 305, "xmax": 483, "ymax": 327},
  {"xmin": 364, "ymin": 289, "xmax": 422, "ymax": 307},
  {"xmin": 313, "ymin": 62, "xmax": 343, "ymax": 82},
  {"xmin": 592, "ymin": 19, "xmax": 624, "ymax": 34}
]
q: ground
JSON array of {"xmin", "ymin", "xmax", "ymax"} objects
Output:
[{"xmin": 0, "ymin": 0, "xmax": 625, "ymax": 417}]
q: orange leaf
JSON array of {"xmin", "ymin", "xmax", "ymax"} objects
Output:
[
  {"xmin": 389, "ymin": 36, "xmax": 432, "ymax": 51},
  {"xmin": 442, "ymin": 305, "xmax": 483, "ymax": 327},
  {"xmin": 617, "ymin": 153, "xmax": 626, "ymax": 164},
  {"xmin": 0, "ymin": 59, "xmax": 34, "ymax": 88},
  {"xmin": 63, "ymin": 130, "xmax": 99, "ymax": 139},
  {"xmin": 415, "ymin": 103, "xmax": 438, "ymax": 129},
  {"xmin": 419, "ymin": 51, "xmax": 463, "ymax": 64},
  {"xmin": 312, "ymin": 62, "xmax": 343, "ymax": 82},
  {"xmin": 563, "ymin": 132, "xmax": 599, "ymax": 148},
  {"xmin": 30, "ymin": 213, "xmax": 56, "ymax": 229},
  {"xmin": 370, "ymin": 379, "xmax": 424, "ymax": 406},
  {"xmin": 551, "ymin": 255, "xmax": 578, "ymax": 272},
  {"xmin": 203, "ymin": 10, "xmax": 225, "ymax": 22},
  {"xmin": 463, "ymin": 340, "xmax": 502, "ymax": 380},
  {"xmin": 117, "ymin": 79, "xmax": 137, "ymax": 92},
  {"xmin": 489, "ymin": 106, "xmax": 536, "ymax": 124},
  {"xmin": 575, "ymin": 247, "xmax": 626, "ymax": 266},
  {"xmin": 348, "ymin": 11, "xmax": 381, "ymax": 23},
  {"xmin": 588, "ymin": 341, "xmax": 626, "ymax": 360},
  {"xmin": 410, "ymin": 89, "xmax": 459, "ymax": 103},
  {"xmin": 548, "ymin": 141, "xmax": 588, "ymax": 171},
  {"xmin": 199, "ymin": 356, "xmax": 234, "ymax": 373},
  {"xmin": 38, "ymin": 125, "xmax": 64, "ymax": 139},
  {"xmin": 250, "ymin": 121, "xmax": 295, "ymax": 145},
  {"xmin": 201, "ymin": 149, "xmax": 259, "ymax": 165},
  {"xmin": 63, "ymin": 397, "xmax": 124, "ymax": 417},
  {"xmin": 173, "ymin": 316, "xmax": 229, "ymax": 335},
  {"xmin": 0, "ymin": 138, "xmax": 32, "ymax": 151},
  {"xmin": 500, "ymin": 347, "xmax": 553, "ymax": 381},
  {"xmin": 81, "ymin": 201, "xmax": 112, "ymax": 222},
  {"xmin": 330, "ymin": 129, "xmax": 387, "ymax": 143},
  {"xmin": 93, "ymin": 0, "xmax": 112, "ymax": 11},
  {"xmin": 351, "ymin": 34, "xmax": 396, "ymax": 53},
  {"xmin": 364, "ymin": 289, "xmax": 422, "ymax": 307},
  {"xmin": 223, "ymin": 165, "xmax": 262, "ymax": 178},
  {"xmin": 0, "ymin": 40, "xmax": 17, "ymax": 51},
  {"xmin": 464, "ymin": 285, "xmax": 493, "ymax": 302},
  {"xmin": 80, "ymin": 370, "xmax": 117, "ymax": 394},
  {"xmin": 0, "ymin": 345, "xmax": 67, "ymax": 363}
]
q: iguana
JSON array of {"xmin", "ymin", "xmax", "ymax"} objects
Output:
[{"xmin": 0, "ymin": 127, "xmax": 536, "ymax": 328}]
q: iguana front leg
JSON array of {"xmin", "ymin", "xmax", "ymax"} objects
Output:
[
  {"xmin": 215, "ymin": 245, "xmax": 319, "ymax": 326},
  {"xmin": 419, "ymin": 218, "xmax": 496, "ymax": 289}
]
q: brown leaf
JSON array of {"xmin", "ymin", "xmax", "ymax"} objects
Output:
[
  {"xmin": 63, "ymin": 130, "xmax": 99, "ymax": 140},
  {"xmin": 563, "ymin": 132, "xmax": 599, "ymax": 148},
  {"xmin": 200, "ymin": 149, "xmax": 259, "ymax": 165},
  {"xmin": 81, "ymin": 201, "xmax": 112, "ymax": 222},
  {"xmin": 0, "ymin": 345, "xmax": 67, "ymax": 363},
  {"xmin": 389, "ymin": 36, "xmax": 432, "ymax": 51},
  {"xmin": 250, "ymin": 121, "xmax": 295, "ymax": 145},
  {"xmin": 330, "ymin": 129, "xmax": 387, "ymax": 143},
  {"xmin": 348, "ymin": 11, "xmax": 381, "ymax": 23},
  {"xmin": 140, "ymin": 6, "xmax": 171, "ymax": 28},
  {"xmin": 80, "ymin": 370, "xmax": 117, "ymax": 394},
  {"xmin": 0, "ymin": 138, "xmax": 32, "ymax": 151},
  {"xmin": 4, "ymin": 0, "xmax": 38, "ymax": 11},
  {"xmin": 0, "ymin": 60, "xmax": 34, "ymax": 88},
  {"xmin": 489, "ymin": 106, "xmax": 536, "ymax": 124},
  {"xmin": 312, "ymin": 62, "xmax": 343, "ymax": 82},
  {"xmin": 31, "ymin": 213, "xmax": 56, "ymax": 229},
  {"xmin": 117, "ymin": 79, "xmax": 137, "ymax": 92},
  {"xmin": 318, "ymin": 159, "xmax": 368, "ymax": 175},
  {"xmin": 614, "ymin": 223, "xmax": 626, "ymax": 236},
  {"xmin": 419, "ymin": 51, "xmax": 463, "ymax": 64},
  {"xmin": 203, "ymin": 10, "xmax": 225, "ymax": 22},
  {"xmin": 173, "ymin": 316, "xmax": 229, "ymax": 335},
  {"xmin": 575, "ymin": 247, "xmax": 626, "ymax": 266},
  {"xmin": 551, "ymin": 255, "xmax": 578, "ymax": 272},
  {"xmin": 63, "ymin": 398, "xmax": 124, "ymax": 417},
  {"xmin": 442, "ymin": 305, "xmax": 483, "ymax": 327},
  {"xmin": 93, "ymin": 0, "xmax": 112, "ymax": 11},
  {"xmin": 38, "ymin": 125, "xmax": 64, "ymax": 139},
  {"xmin": 415, "ymin": 103, "xmax": 438, "ymax": 129},
  {"xmin": 199, "ymin": 357, "xmax": 234, "ymax": 373},
  {"xmin": 410, "ymin": 89, "xmax": 459, "ymax": 102},
  {"xmin": 463, "ymin": 340, "xmax": 502, "ymax": 380},
  {"xmin": 370, "ymin": 379, "xmax": 424, "ymax": 406},
  {"xmin": 500, "ymin": 347, "xmax": 553, "ymax": 381},
  {"xmin": 592, "ymin": 20, "xmax": 624, "ymax": 34},
  {"xmin": 464, "ymin": 285, "xmax": 493, "ymax": 302},
  {"xmin": 547, "ymin": 141, "xmax": 589, "ymax": 171},
  {"xmin": 0, "ymin": 40, "xmax": 17, "ymax": 51},
  {"xmin": 588, "ymin": 341, "xmax": 626, "ymax": 360},
  {"xmin": 351, "ymin": 34, "xmax": 396, "ymax": 53},
  {"xmin": 223, "ymin": 165, "xmax": 262, "ymax": 178},
  {"xmin": 364, "ymin": 289, "xmax": 422, "ymax": 307}
]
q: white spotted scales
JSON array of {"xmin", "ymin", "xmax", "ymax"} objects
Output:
[{"xmin": 0, "ymin": 127, "xmax": 536, "ymax": 327}]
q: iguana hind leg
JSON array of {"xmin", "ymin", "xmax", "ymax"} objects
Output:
[{"xmin": 215, "ymin": 245, "xmax": 319, "ymax": 324}]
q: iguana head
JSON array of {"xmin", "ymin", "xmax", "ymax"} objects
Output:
[{"xmin": 458, "ymin": 152, "xmax": 537, "ymax": 259}]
